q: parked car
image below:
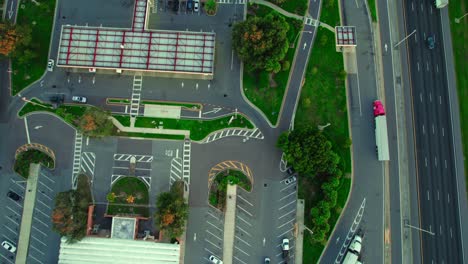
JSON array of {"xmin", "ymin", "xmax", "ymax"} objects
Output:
[
  {"xmin": 264, "ymin": 257, "xmax": 271, "ymax": 263},
  {"xmin": 426, "ymin": 35, "xmax": 435, "ymax": 49},
  {"xmin": 286, "ymin": 166, "xmax": 295, "ymax": 175},
  {"xmin": 47, "ymin": 59, "xmax": 54, "ymax": 72},
  {"xmin": 284, "ymin": 175, "xmax": 297, "ymax": 185},
  {"xmin": 72, "ymin": 96, "xmax": 87, "ymax": 103},
  {"xmin": 208, "ymin": 255, "xmax": 223, "ymax": 264},
  {"xmin": 187, "ymin": 0, "xmax": 193, "ymax": 11},
  {"xmin": 193, "ymin": 0, "xmax": 199, "ymax": 12},
  {"xmin": 173, "ymin": 0, "xmax": 179, "ymax": 12},
  {"xmin": 1, "ymin": 241, "xmax": 16, "ymax": 253},
  {"xmin": 281, "ymin": 238, "xmax": 290, "ymax": 258},
  {"xmin": 7, "ymin": 191, "xmax": 21, "ymax": 201}
]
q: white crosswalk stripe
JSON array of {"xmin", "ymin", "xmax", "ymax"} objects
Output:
[
  {"xmin": 113, "ymin": 154, "xmax": 153, "ymax": 162},
  {"xmin": 130, "ymin": 75, "xmax": 143, "ymax": 117},
  {"xmin": 182, "ymin": 139, "xmax": 191, "ymax": 184},
  {"xmin": 170, "ymin": 157, "xmax": 183, "ymax": 185},
  {"xmin": 217, "ymin": 0, "xmax": 245, "ymax": 4},
  {"xmin": 81, "ymin": 152, "xmax": 96, "ymax": 177},
  {"xmin": 304, "ymin": 17, "xmax": 318, "ymax": 26},
  {"xmin": 72, "ymin": 132, "xmax": 83, "ymax": 189},
  {"xmin": 202, "ymin": 128, "xmax": 264, "ymax": 144}
]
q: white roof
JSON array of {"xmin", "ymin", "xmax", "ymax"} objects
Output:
[{"xmin": 58, "ymin": 237, "xmax": 180, "ymax": 264}]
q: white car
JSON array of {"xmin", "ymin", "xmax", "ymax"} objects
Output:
[
  {"xmin": 47, "ymin": 59, "xmax": 54, "ymax": 72},
  {"xmin": 209, "ymin": 255, "xmax": 223, "ymax": 264},
  {"xmin": 2, "ymin": 241, "xmax": 16, "ymax": 253},
  {"xmin": 284, "ymin": 175, "xmax": 296, "ymax": 185},
  {"xmin": 72, "ymin": 96, "xmax": 87, "ymax": 103},
  {"xmin": 194, "ymin": 0, "xmax": 199, "ymax": 12}
]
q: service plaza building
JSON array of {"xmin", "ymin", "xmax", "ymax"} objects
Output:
[{"xmin": 56, "ymin": 0, "xmax": 215, "ymax": 79}]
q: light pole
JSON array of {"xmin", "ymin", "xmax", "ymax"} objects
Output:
[
  {"xmin": 291, "ymin": 31, "xmax": 314, "ymax": 48},
  {"xmin": 318, "ymin": 123, "xmax": 331, "ymax": 131},
  {"xmin": 394, "ymin": 29, "xmax": 417, "ymax": 48},
  {"xmin": 405, "ymin": 223, "xmax": 435, "ymax": 236},
  {"xmin": 455, "ymin": 12, "xmax": 468, "ymax": 23}
]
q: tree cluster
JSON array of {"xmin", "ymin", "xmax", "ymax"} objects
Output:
[
  {"xmin": 155, "ymin": 181, "xmax": 189, "ymax": 239},
  {"xmin": 205, "ymin": 0, "xmax": 217, "ymax": 15},
  {"xmin": 0, "ymin": 22, "xmax": 32, "ymax": 57},
  {"xmin": 277, "ymin": 127, "xmax": 344, "ymax": 242},
  {"xmin": 232, "ymin": 12, "xmax": 289, "ymax": 73},
  {"xmin": 52, "ymin": 175, "xmax": 93, "ymax": 243},
  {"xmin": 77, "ymin": 108, "xmax": 114, "ymax": 138}
]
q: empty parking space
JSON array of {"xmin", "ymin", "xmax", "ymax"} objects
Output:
[
  {"xmin": 274, "ymin": 180, "xmax": 297, "ymax": 263},
  {"xmin": 232, "ymin": 188, "xmax": 256, "ymax": 264},
  {"xmin": 202, "ymin": 208, "xmax": 224, "ymax": 261}
]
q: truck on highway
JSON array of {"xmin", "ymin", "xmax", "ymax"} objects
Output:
[
  {"xmin": 342, "ymin": 235, "xmax": 363, "ymax": 264},
  {"xmin": 373, "ymin": 100, "xmax": 390, "ymax": 161},
  {"xmin": 435, "ymin": 0, "xmax": 448, "ymax": 8}
]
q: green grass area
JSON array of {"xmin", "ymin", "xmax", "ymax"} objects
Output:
[
  {"xmin": 243, "ymin": 5, "xmax": 302, "ymax": 125},
  {"xmin": 265, "ymin": 0, "xmax": 308, "ymax": 16},
  {"xmin": 134, "ymin": 114, "xmax": 254, "ymax": 141},
  {"xmin": 449, "ymin": 0, "xmax": 468, "ymax": 192},
  {"xmin": 294, "ymin": 27, "xmax": 351, "ymax": 173},
  {"xmin": 117, "ymin": 132, "xmax": 186, "ymax": 140},
  {"xmin": 320, "ymin": 1, "xmax": 341, "ymax": 26},
  {"xmin": 141, "ymin": 100, "xmax": 202, "ymax": 110},
  {"xmin": 107, "ymin": 98, "xmax": 130, "ymax": 104},
  {"xmin": 113, "ymin": 115, "xmax": 131, "ymax": 127},
  {"xmin": 107, "ymin": 177, "xmax": 149, "ymax": 217},
  {"xmin": 368, "ymin": 0, "xmax": 378, "ymax": 22},
  {"xmin": 14, "ymin": 149, "xmax": 54, "ymax": 178},
  {"xmin": 18, "ymin": 99, "xmax": 89, "ymax": 125},
  {"xmin": 209, "ymin": 169, "xmax": 252, "ymax": 209},
  {"xmin": 11, "ymin": 0, "xmax": 56, "ymax": 95}
]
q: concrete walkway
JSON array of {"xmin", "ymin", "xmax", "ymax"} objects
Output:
[
  {"xmin": 222, "ymin": 185, "xmax": 237, "ymax": 264},
  {"xmin": 111, "ymin": 116, "xmax": 190, "ymax": 136},
  {"xmin": 295, "ymin": 199, "xmax": 305, "ymax": 264},
  {"xmin": 15, "ymin": 164, "xmax": 40, "ymax": 264}
]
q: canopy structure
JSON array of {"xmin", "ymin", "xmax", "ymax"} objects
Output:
[{"xmin": 56, "ymin": 0, "xmax": 215, "ymax": 78}]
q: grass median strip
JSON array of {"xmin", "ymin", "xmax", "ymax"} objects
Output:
[
  {"xmin": 12, "ymin": 0, "xmax": 56, "ymax": 95},
  {"xmin": 107, "ymin": 177, "xmax": 149, "ymax": 217}
]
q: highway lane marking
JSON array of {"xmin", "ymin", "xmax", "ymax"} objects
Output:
[
  {"xmin": 430, "ymin": 5, "xmax": 433, "ymax": 14},
  {"xmin": 233, "ymin": 256, "xmax": 248, "ymax": 264},
  {"xmin": 421, "ymin": 3, "xmax": 423, "ymax": 11},
  {"xmin": 420, "ymin": 93, "xmax": 423, "ymax": 102},
  {"xmin": 414, "ymin": 32, "xmax": 417, "ymax": 43},
  {"xmin": 422, "ymin": 125, "xmax": 425, "ymax": 134},
  {"xmin": 207, "ymin": 221, "xmax": 223, "ymax": 232},
  {"xmin": 355, "ymin": 64, "xmax": 363, "ymax": 116},
  {"xmin": 237, "ymin": 195, "xmax": 253, "ymax": 207},
  {"xmin": 417, "ymin": 62, "xmax": 420, "ymax": 71},
  {"xmin": 235, "ymin": 235, "xmax": 252, "ymax": 247},
  {"xmin": 236, "ymin": 215, "xmax": 252, "ymax": 227},
  {"xmin": 206, "ymin": 229, "xmax": 222, "ymax": 241},
  {"xmin": 236, "ymin": 205, "xmax": 253, "ymax": 217},
  {"xmin": 425, "ymin": 157, "xmax": 428, "ymax": 167},
  {"xmin": 231, "ymin": 50, "xmax": 234, "ymax": 70},
  {"xmin": 448, "ymin": 193, "xmax": 450, "ymax": 203},
  {"xmin": 24, "ymin": 117, "xmax": 31, "ymax": 144},
  {"xmin": 444, "ymin": 159, "xmax": 447, "ymax": 168},
  {"xmin": 442, "ymin": 128, "xmax": 445, "ymax": 137},
  {"xmin": 411, "ymin": 1, "xmax": 414, "ymax": 11},
  {"xmin": 432, "ymin": 124, "xmax": 435, "ymax": 134},
  {"xmin": 427, "ymin": 190, "xmax": 430, "ymax": 201},
  {"xmin": 236, "ymin": 226, "xmax": 252, "ymax": 237},
  {"xmin": 204, "ymin": 238, "xmax": 221, "ymax": 250},
  {"xmin": 279, "ymin": 208, "xmax": 296, "ymax": 219},
  {"xmin": 440, "ymin": 225, "xmax": 442, "ymax": 235},
  {"xmin": 426, "ymin": 62, "xmax": 429, "ymax": 71},
  {"xmin": 278, "ymin": 200, "xmax": 296, "ymax": 210},
  {"xmin": 429, "ymin": 92, "xmax": 432, "ymax": 102},
  {"xmin": 434, "ymin": 156, "xmax": 438, "ymax": 167},
  {"xmin": 436, "ymin": 64, "xmax": 439, "ymax": 72},
  {"xmin": 450, "ymin": 228, "xmax": 453, "ymax": 238},
  {"xmin": 234, "ymin": 246, "xmax": 250, "ymax": 256},
  {"xmin": 439, "ymin": 96, "xmax": 442, "ymax": 105},
  {"xmin": 280, "ymin": 190, "xmax": 296, "ymax": 201},
  {"xmin": 437, "ymin": 190, "xmax": 440, "ymax": 200}
]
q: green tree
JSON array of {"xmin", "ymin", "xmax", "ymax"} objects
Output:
[
  {"xmin": 205, "ymin": 0, "xmax": 217, "ymax": 15},
  {"xmin": 77, "ymin": 108, "xmax": 114, "ymax": 137},
  {"xmin": 155, "ymin": 181, "xmax": 189, "ymax": 238},
  {"xmin": 277, "ymin": 127, "xmax": 340, "ymax": 178},
  {"xmin": 232, "ymin": 12, "xmax": 289, "ymax": 72}
]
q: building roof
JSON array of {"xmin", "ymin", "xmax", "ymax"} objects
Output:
[
  {"xmin": 58, "ymin": 237, "xmax": 180, "ymax": 264},
  {"xmin": 335, "ymin": 26, "xmax": 357, "ymax": 46}
]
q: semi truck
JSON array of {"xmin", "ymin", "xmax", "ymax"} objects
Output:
[
  {"xmin": 342, "ymin": 235, "xmax": 363, "ymax": 264},
  {"xmin": 373, "ymin": 100, "xmax": 390, "ymax": 161},
  {"xmin": 435, "ymin": 0, "xmax": 448, "ymax": 8}
]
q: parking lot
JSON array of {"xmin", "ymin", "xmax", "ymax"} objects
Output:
[
  {"xmin": 233, "ymin": 188, "xmax": 256, "ymax": 264},
  {"xmin": 201, "ymin": 207, "xmax": 224, "ymax": 262}
]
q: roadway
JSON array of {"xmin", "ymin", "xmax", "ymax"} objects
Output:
[{"xmin": 402, "ymin": 0, "xmax": 465, "ymax": 263}]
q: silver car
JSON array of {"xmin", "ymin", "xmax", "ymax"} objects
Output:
[
  {"xmin": 284, "ymin": 176, "xmax": 297, "ymax": 185},
  {"xmin": 47, "ymin": 59, "xmax": 54, "ymax": 72},
  {"xmin": 2, "ymin": 241, "xmax": 16, "ymax": 253},
  {"xmin": 72, "ymin": 96, "xmax": 87, "ymax": 103},
  {"xmin": 209, "ymin": 255, "xmax": 223, "ymax": 264}
]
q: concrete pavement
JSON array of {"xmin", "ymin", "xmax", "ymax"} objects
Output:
[{"xmin": 222, "ymin": 184, "xmax": 237, "ymax": 264}]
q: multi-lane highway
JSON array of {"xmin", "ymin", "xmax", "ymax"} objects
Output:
[{"xmin": 402, "ymin": 0, "xmax": 465, "ymax": 263}]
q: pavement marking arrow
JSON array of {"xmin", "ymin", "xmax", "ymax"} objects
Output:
[
  {"xmin": 203, "ymin": 107, "xmax": 222, "ymax": 115},
  {"xmin": 303, "ymin": 42, "xmax": 307, "ymax": 50},
  {"xmin": 385, "ymin": 43, "xmax": 388, "ymax": 52},
  {"xmin": 8, "ymin": 2, "xmax": 14, "ymax": 19}
]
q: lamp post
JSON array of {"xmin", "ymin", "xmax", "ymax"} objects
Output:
[
  {"xmin": 455, "ymin": 12, "xmax": 468, "ymax": 23},
  {"xmin": 405, "ymin": 223, "xmax": 435, "ymax": 236},
  {"xmin": 394, "ymin": 29, "xmax": 417, "ymax": 49}
]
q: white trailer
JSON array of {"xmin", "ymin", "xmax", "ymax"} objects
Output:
[
  {"xmin": 373, "ymin": 100, "xmax": 390, "ymax": 161},
  {"xmin": 435, "ymin": 0, "xmax": 448, "ymax": 8}
]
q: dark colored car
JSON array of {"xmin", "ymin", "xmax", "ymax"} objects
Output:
[
  {"xmin": 187, "ymin": 0, "xmax": 193, "ymax": 11},
  {"xmin": 173, "ymin": 0, "xmax": 179, "ymax": 12},
  {"xmin": 50, "ymin": 94, "xmax": 65, "ymax": 108},
  {"xmin": 286, "ymin": 166, "xmax": 295, "ymax": 176},
  {"xmin": 427, "ymin": 35, "xmax": 435, "ymax": 49},
  {"xmin": 7, "ymin": 191, "xmax": 21, "ymax": 201}
]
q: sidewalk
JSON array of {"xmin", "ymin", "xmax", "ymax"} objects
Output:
[
  {"xmin": 222, "ymin": 184, "xmax": 237, "ymax": 264},
  {"xmin": 295, "ymin": 199, "xmax": 305, "ymax": 264},
  {"xmin": 111, "ymin": 116, "xmax": 190, "ymax": 136},
  {"xmin": 15, "ymin": 164, "xmax": 40, "ymax": 264}
]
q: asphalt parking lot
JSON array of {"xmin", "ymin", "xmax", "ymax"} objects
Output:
[
  {"xmin": 202, "ymin": 207, "xmax": 224, "ymax": 261},
  {"xmin": 233, "ymin": 188, "xmax": 257, "ymax": 264},
  {"xmin": 274, "ymin": 178, "xmax": 297, "ymax": 264}
]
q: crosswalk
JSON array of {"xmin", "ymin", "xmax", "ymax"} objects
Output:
[
  {"xmin": 72, "ymin": 132, "xmax": 83, "ymax": 189},
  {"xmin": 170, "ymin": 157, "xmax": 183, "ymax": 185},
  {"xmin": 202, "ymin": 128, "xmax": 264, "ymax": 144},
  {"xmin": 113, "ymin": 154, "xmax": 153, "ymax": 162},
  {"xmin": 81, "ymin": 152, "xmax": 96, "ymax": 178},
  {"xmin": 182, "ymin": 139, "xmax": 191, "ymax": 184},
  {"xmin": 130, "ymin": 75, "xmax": 143, "ymax": 118},
  {"xmin": 304, "ymin": 17, "xmax": 319, "ymax": 26},
  {"xmin": 217, "ymin": 0, "xmax": 245, "ymax": 4}
]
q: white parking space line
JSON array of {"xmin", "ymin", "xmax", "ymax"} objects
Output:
[
  {"xmin": 32, "ymin": 226, "xmax": 48, "ymax": 237},
  {"xmin": 37, "ymin": 199, "xmax": 51, "ymax": 210},
  {"xmin": 280, "ymin": 184, "xmax": 295, "ymax": 192},
  {"xmin": 236, "ymin": 215, "xmax": 252, "ymax": 227},
  {"xmin": 277, "ymin": 227, "xmax": 295, "ymax": 238},
  {"xmin": 4, "ymin": 215, "xmax": 19, "ymax": 225},
  {"xmin": 6, "ymin": 206, "xmax": 20, "ymax": 217},
  {"xmin": 206, "ymin": 230, "xmax": 222, "ymax": 241},
  {"xmin": 11, "ymin": 178, "xmax": 26, "ymax": 189},
  {"xmin": 204, "ymin": 247, "xmax": 216, "ymax": 256},
  {"xmin": 3, "ymin": 224, "xmax": 18, "ymax": 235},
  {"xmin": 38, "ymin": 191, "xmax": 53, "ymax": 201},
  {"xmin": 234, "ymin": 246, "xmax": 250, "ymax": 256},
  {"xmin": 204, "ymin": 238, "xmax": 222, "ymax": 250},
  {"xmin": 207, "ymin": 221, "xmax": 223, "ymax": 232},
  {"xmin": 206, "ymin": 211, "xmax": 220, "ymax": 221},
  {"xmin": 279, "ymin": 209, "xmax": 296, "ymax": 219},
  {"xmin": 277, "ymin": 218, "xmax": 295, "ymax": 229},
  {"xmin": 237, "ymin": 195, "xmax": 253, "ymax": 207},
  {"xmin": 279, "ymin": 190, "xmax": 297, "ymax": 201},
  {"xmin": 235, "ymin": 235, "xmax": 252, "ymax": 247},
  {"xmin": 28, "ymin": 253, "xmax": 44, "ymax": 264},
  {"xmin": 235, "ymin": 226, "xmax": 252, "ymax": 237},
  {"xmin": 10, "ymin": 200, "xmax": 23, "ymax": 208},
  {"xmin": 30, "ymin": 245, "xmax": 45, "ymax": 255},
  {"xmin": 35, "ymin": 208, "xmax": 50, "ymax": 219},
  {"xmin": 31, "ymin": 235, "xmax": 47, "ymax": 246},
  {"xmin": 39, "ymin": 181, "xmax": 53, "ymax": 192},
  {"xmin": 0, "ymin": 254, "xmax": 13, "ymax": 264},
  {"xmin": 236, "ymin": 205, "xmax": 253, "ymax": 217},
  {"xmin": 279, "ymin": 200, "xmax": 296, "ymax": 211},
  {"xmin": 234, "ymin": 256, "xmax": 248, "ymax": 264},
  {"xmin": 40, "ymin": 172, "xmax": 55, "ymax": 184},
  {"xmin": 34, "ymin": 216, "xmax": 50, "ymax": 228}
]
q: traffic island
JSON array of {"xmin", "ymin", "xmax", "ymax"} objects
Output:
[
  {"xmin": 208, "ymin": 169, "xmax": 252, "ymax": 211},
  {"xmin": 14, "ymin": 146, "xmax": 55, "ymax": 178},
  {"xmin": 106, "ymin": 177, "xmax": 150, "ymax": 218}
]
